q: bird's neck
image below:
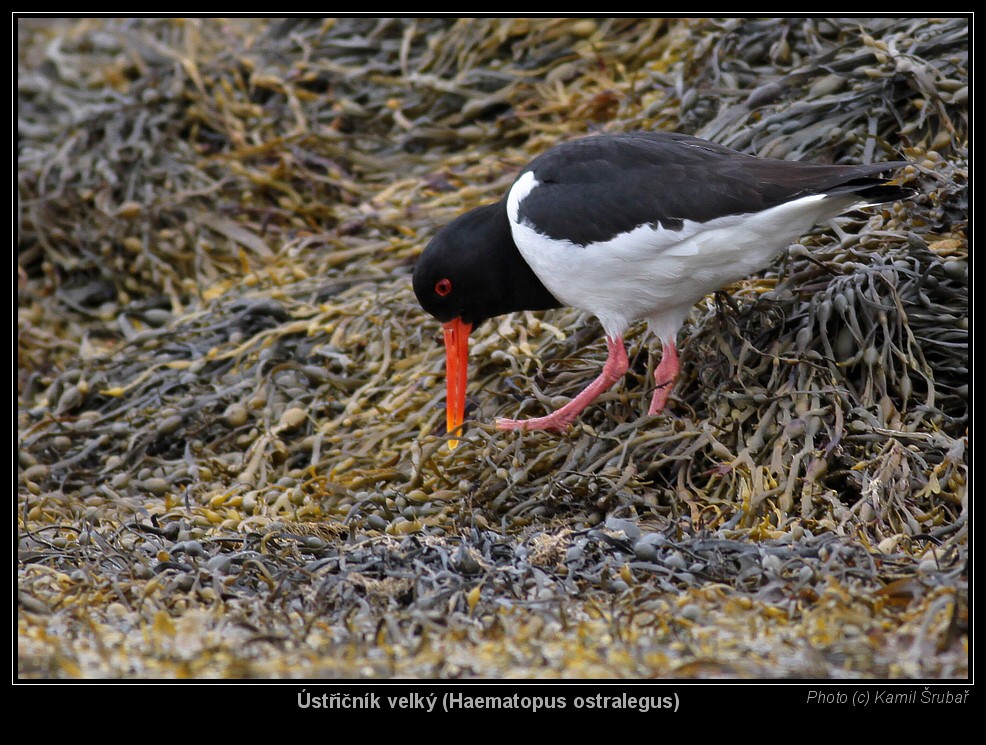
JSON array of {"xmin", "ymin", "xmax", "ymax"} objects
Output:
[{"xmin": 484, "ymin": 201, "xmax": 562, "ymax": 316}]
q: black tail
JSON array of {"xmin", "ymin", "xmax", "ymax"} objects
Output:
[{"xmin": 825, "ymin": 170, "xmax": 915, "ymax": 204}]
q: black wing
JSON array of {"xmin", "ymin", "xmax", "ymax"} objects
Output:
[{"xmin": 514, "ymin": 132, "xmax": 909, "ymax": 246}]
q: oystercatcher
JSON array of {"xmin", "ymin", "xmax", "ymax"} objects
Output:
[{"xmin": 413, "ymin": 131, "xmax": 910, "ymax": 444}]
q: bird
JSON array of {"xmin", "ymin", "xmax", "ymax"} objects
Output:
[{"xmin": 412, "ymin": 131, "xmax": 910, "ymax": 445}]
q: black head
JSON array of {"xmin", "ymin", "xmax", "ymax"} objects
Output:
[{"xmin": 413, "ymin": 201, "xmax": 561, "ymax": 327}]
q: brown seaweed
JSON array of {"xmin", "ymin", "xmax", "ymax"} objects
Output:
[{"xmin": 18, "ymin": 17, "xmax": 967, "ymax": 678}]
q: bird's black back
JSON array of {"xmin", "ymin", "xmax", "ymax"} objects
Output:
[{"xmin": 514, "ymin": 132, "xmax": 910, "ymax": 245}]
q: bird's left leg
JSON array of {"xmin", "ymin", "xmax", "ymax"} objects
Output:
[
  {"xmin": 648, "ymin": 339, "xmax": 679, "ymax": 415},
  {"xmin": 496, "ymin": 335, "xmax": 628, "ymax": 432}
]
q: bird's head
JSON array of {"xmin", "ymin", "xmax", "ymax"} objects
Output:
[
  {"xmin": 413, "ymin": 204, "xmax": 511, "ymax": 328},
  {"xmin": 413, "ymin": 201, "xmax": 559, "ymax": 447}
]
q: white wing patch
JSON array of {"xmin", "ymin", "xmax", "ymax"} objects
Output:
[{"xmin": 506, "ymin": 171, "xmax": 539, "ymax": 226}]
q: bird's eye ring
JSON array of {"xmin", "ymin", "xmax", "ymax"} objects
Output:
[{"xmin": 435, "ymin": 278, "xmax": 452, "ymax": 297}]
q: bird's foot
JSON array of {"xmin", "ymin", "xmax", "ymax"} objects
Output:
[
  {"xmin": 495, "ymin": 414, "xmax": 574, "ymax": 432},
  {"xmin": 496, "ymin": 336, "xmax": 628, "ymax": 434},
  {"xmin": 503, "ymin": 339, "xmax": 679, "ymax": 421}
]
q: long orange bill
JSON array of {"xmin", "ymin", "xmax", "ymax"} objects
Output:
[{"xmin": 442, "ymin": 318, "xmax": 472, "ymax": 449}]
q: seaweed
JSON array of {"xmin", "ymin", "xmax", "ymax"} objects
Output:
[{"xmin": 18, "ymin": 17, "xmax": 967, "ymax": 678}]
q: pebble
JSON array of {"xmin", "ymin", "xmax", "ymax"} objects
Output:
[
  {"xmin": 453, "ymin": 546, "xmax": 482, "ymax": 574},
  {"xmin": 604, "ymin": 516, "xmax": 640, "ymax": 540},
  {"xmin": 181, "ymin": 540, "xmax": 206, "ymax": 557},
  {"xmin": 205, "ymin": 554, "xmax": 232, "ymax": 574},
  {"xmin": 632, "ymin": 532, "xmax": 667, "ymax": 563},
  {"xmin": 679, "ymin": 603, "xmax": 702, "ymax": 622},
  {"xmin": 664, "ymin": 551, "xmax": 687, "ymax": 570}
]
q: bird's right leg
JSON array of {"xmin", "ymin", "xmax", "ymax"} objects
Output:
[{"xmin": 648, "ymin": 339, "xmax": 679, "ymax": 415}]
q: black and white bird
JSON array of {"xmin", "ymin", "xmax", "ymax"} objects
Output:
[{"xmin": 413, "ymin": 131, "xmax": 910, "ymax": 443}]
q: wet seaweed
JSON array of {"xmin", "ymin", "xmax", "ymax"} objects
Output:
[{"xmin": 18, "ymin": 17, "xmax": 967, "ymax": 678}]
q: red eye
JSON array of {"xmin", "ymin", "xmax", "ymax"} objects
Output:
[{"xmin": 435, "ymin": 278, "xmax": 452, "ymax": 297}]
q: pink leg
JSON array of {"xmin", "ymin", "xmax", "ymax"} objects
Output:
[
  {"xmin": 496, "ymin": 336, "xmax": 628, "ymax": 432},
  {"xmin": 648, "ymin": 340, "xmax": 679, "ymax": 415}
]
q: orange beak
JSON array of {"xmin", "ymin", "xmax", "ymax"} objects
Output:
[{"xmin": 442, "ymin": 318, "xmax": 472, "ymax": 449}]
